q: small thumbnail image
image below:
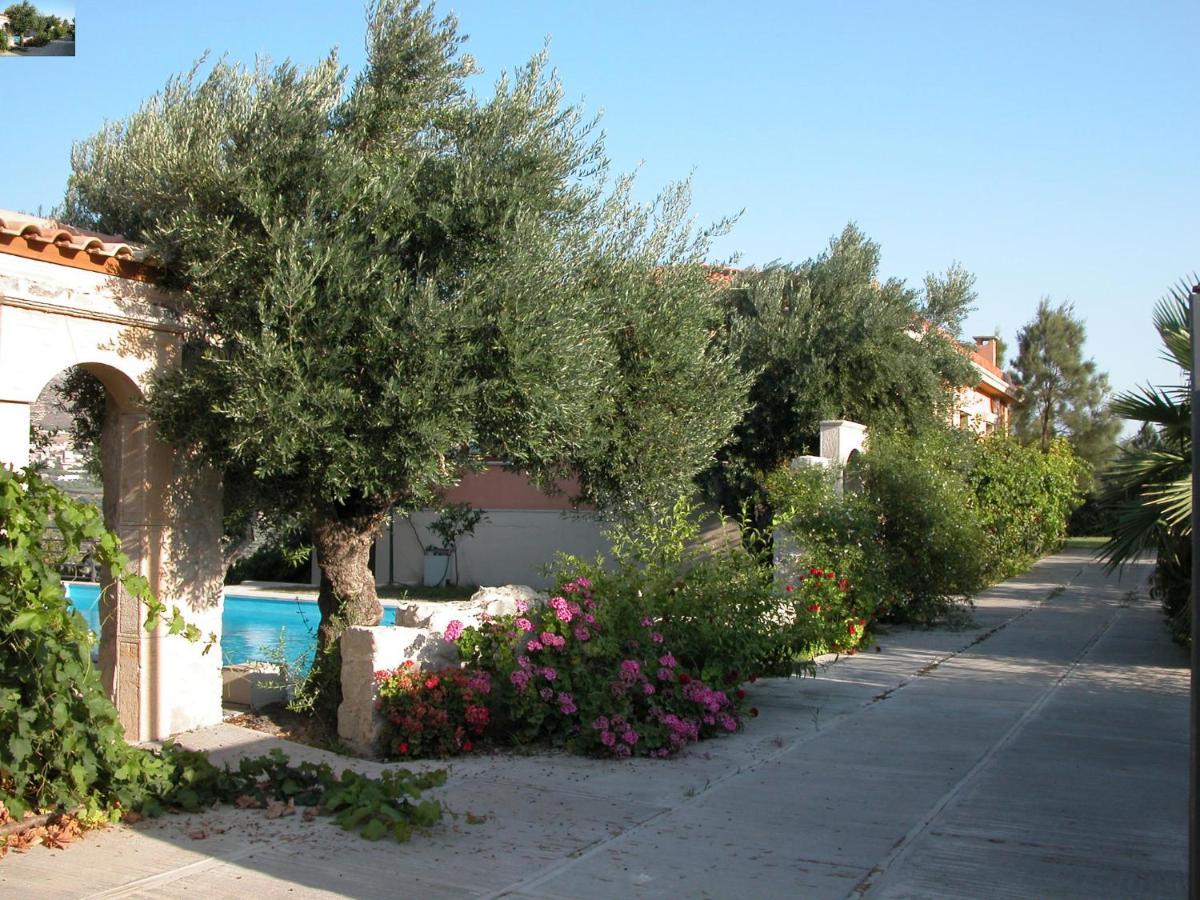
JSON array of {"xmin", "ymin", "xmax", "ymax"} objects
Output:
[{"xmin": 1, "ymin": 4, "xmax": 75, "ymax": 58}]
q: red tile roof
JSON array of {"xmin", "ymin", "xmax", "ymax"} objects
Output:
[{"xmin": 0, "ymin": 209, "xmax": 157, "ymax": 281}]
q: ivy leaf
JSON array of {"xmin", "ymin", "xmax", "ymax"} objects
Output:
[
  {"xmin": 9, "ymin": 734, "xmax": 32, "ymax": 764},
  {"xmin": 10, "ymin": 610, "xmax": 46, "ymax": 631}
]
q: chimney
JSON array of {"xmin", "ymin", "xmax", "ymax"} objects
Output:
[{"xmin": 973, "ymin": 336, "xmax": 997, "ymax": 367}]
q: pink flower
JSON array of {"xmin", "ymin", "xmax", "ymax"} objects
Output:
[
  {"xmin": 622, "ymin": 729, "xmax": 639, "ymax": 745},
  {"xmin": 540, "ymin": 687, "xmax": 554, "ymax": 701},
  {"xmin": 558, "ymin": 692, "xmax": 577, "ymax": 715},
  {"xmin": 515, "ymin": 617, "xmax": 533, "ymax": 632},
  {"xmin": 515, "ymin": 598, "xmax": 530, "ymax": 614},
  {"xmin": 642, "ymin": 682, "xmax": 656, "ymax": 696},
  {"xmin": 584, "ymin": 613, "xmax": 596, "ymax": 625},
  {"xmin": 443, "ymin": 620, "xmax": 465, "ymax": 641},
  {"xmin": 659, "ymin": 652, "xmax": 677, "ymax": 669},
  {"xmin": 542, "ymin": 666, "xmax": 558, "ymax": 681},
  {"xmin": 468, "ymin": 671, "xmax": 492, "ymax": 694},
  {"xmin": 577, "ymin": 577, "xmax": 592, "ymax": 589},
  {"xmin": 657, "ymin": 667, "xmax": 674, "ymax": 682},
  {"xmin": 555, "ymin": 606, "xmax": 575, "ymax": 623},
  {"xmin": 601, "ymin": 730, "xmax": 617, "ymax": 747},
  {"xmin": 592, "ymin": 716, "xmax": 609, "ymax": 731},
  {"xmin": 640, "ymin": 616, "xmax": 653, "ymax": 628},
  {"xmin": 549, "ymin": 596, "xmax": 567, "ymax": 612},
  {"xmin": 619, "ymin": 659, "xmax": 641, "ymax": 682},
  {"xmin": 573, "ymin": 625, "xmax": 591, "ymax": 641},
  {"xmin": 510, "ymin": 670, "xmax": 530, "ymax": 691},
  {"xmin": 526, "ymin": 640, "xmax": 543, "ymax": 652},
  {"xmin": 650, "ymin": 632, "xmax": 664, "ymax": 644},
  {"xmin": 517, "ymin": 655, "xmax": 532, "ymax": 669}
]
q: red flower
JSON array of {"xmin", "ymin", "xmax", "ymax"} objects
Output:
[
  {"xmin": 462, "ymin": 740, "xmax": 473, "ymax": 752},
  {"xmin": 425, "ymin": 675, "xmax": 440, "ymax": 690},
  {"xmin": 679, "ymin": 673, "xmax": 692, "ymax": 685},
  {"xmin": 847, "ymin": 623, "xmax": 858, "ymax": 635},
  {"xmin": 735, "ymin": 688, "xmax": 746, "ymax": 700},
  {"xmin": 809, "ymin": 567, "xmax": 820, "ymax": 576},
  {"xmin": 397, "ymin": 742, "xmax": 409, "ymax": 755},
  {"xmin": 838, "ymin": 579, "xmax": 849, "ymax": 591},
  {"xmin": 748, "ymin": 674, "xmax": 758, "ymax": 684},
  {"xmin": 807, "ymin": 603, "xmax": 821, "ymax": 613},
  {"xmin": 784, "ymin": 584, "xmax": 794, "ymax": 593},
  {"xmin": 749, "ymin": 707, "xmax": 759, "ymax": 717}
]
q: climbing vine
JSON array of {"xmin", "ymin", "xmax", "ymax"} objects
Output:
[{"xmin": 0, "ymin": 466, "xmax": 445, "ymax": 852}]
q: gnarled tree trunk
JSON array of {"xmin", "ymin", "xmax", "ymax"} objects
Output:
[{"xmin": 310, "ymin": 504, "xmax": 390, "ymax": 651}]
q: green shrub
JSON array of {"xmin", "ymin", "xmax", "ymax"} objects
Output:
[
  {"xmin": 563, "ymin": 499, "xmax": 801, "ymax": 683},
  {"xmin": 765, "ymin": 462, "xmax": 880, "ymax": 615},
  {"xmin": 769, "ymin": 427, "xmax": 985, "ymax": 624},
  {"xmin": 452, "ymin": 573, "xmax": 753, "ymax": 758},
  {"xmin": 769, "ymin": 428, "xmax": 1086, "ymax": 625},
  {"xmin": 973, "ymin": 435, "xmax": 1085, "ymax": 580}
]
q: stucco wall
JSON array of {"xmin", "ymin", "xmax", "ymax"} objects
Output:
[{"xmin": 376, "ymin": 508, "xmax": 608, "ymax": 589}]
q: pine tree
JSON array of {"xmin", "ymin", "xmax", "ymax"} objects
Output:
[
  {"xmin": 1010, "ymin": 299, "xmax": 1120, "ymax": 475},
  {"xmin": 62, "ymin": 0, "xmax": 749, "ymax": 707}
]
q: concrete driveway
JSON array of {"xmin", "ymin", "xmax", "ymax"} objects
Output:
[
  {"xmin": 0, "ymin": 551, "xmax": 1186, "ymax": 898},
  {"xmin": 9, "ymin": 37, "xmax": 75, "ymax": 57}
]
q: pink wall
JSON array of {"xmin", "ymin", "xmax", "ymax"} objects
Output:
[{"xmin": 444, "ymin": 465, "xmax": 594, "ymax": 511}]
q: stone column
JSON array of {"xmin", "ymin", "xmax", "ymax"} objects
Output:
[
  {"xmin": 99, "ymin": 406, "xmax": 224, "ymax": 741},
  {"xmin": 0, "ymin": 399, "xmax": 30, "ymax": 468}
]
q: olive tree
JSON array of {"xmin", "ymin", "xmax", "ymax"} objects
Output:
[{"xmin": 63, "ymin": 1, "xmax": 748, "ymax": 691}]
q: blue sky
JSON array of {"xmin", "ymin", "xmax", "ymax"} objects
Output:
[{"xmin": 1, "ymin": 1, "xmax": 1194, "ymax": 405}]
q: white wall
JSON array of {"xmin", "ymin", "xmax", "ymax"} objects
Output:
[{"xmin": 375, "ymin": 509, "xmax": 609, "ymax": 589}]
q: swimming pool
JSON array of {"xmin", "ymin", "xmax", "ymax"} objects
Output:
[{"xmin": 65, "ymin": 582, "xmax": 323, "ymax": 668}]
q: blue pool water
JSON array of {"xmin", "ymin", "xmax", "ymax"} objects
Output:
[{"xmin": 65, "ymin": 582, "xmax": 323, "ymax": 668}]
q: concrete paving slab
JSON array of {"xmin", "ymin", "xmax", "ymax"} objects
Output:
[{"xmin": 0, "ymin": 551, "xmax": 1186, "ymax": 899}]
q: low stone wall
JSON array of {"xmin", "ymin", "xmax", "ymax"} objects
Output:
[{"xmin": 336, "ymin": 585, "xmax": 544, "ymax": 755}]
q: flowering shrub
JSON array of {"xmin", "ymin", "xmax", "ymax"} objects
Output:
[
  {"xmin": 454, "ymin": 576, "xmax": 747, "ymax": 758},
  {"xmin": 376, "ymin": 662, "xmax": 493, "ymax": 758},
  {"xmin": 784, "ymin": 567, "xmax": 868, "ymax": 656}
]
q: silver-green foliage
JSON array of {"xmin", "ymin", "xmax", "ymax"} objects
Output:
[{"xmin": 62, "ymin": 2, "xmax": 749, "ymax": 640}]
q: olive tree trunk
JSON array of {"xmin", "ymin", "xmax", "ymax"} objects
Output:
[{"xmin": 310, "ymin": 506, "xmax": 389, "ymax": 651}]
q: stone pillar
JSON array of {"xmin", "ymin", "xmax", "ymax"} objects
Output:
[
  {"xmin": 100, "ymin": 407, "xmax": 224, "ymax": 741},
  {"xmin": 0, "ymin": 399, "xmax": 30, "ymax": 468},
  {"xmin": 819, "ymin": 419, "xmax": 868, "ymax": 466}
]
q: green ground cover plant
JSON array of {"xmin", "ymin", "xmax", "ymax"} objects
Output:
[{"xmin": 0, "ymin": 466, "xmax": 446, "ymax": 850}]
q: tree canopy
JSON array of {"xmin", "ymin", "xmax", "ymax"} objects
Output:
[
  {"xmin": 700, "ymin": 225, "xmax": 977, "ymax": 517},
  {"xmin": 62, "ymin": 1, "xmax": 749, "ymax": 683},
  {"xmin": 1009, "ymin": 298, "xmax": 1120, "ymax": 475}
]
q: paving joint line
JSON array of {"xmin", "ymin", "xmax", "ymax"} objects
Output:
[
  {"xmin": 846, "ymin": 590, "xmax": 1127, "ymax": 899},
  {"xmin": 84, "ymin": 844, "xmax": 259, "ymax": 899},
  {"xmin": 485, "ymin": 568, "xmax": 1080, "ymax": 899}
]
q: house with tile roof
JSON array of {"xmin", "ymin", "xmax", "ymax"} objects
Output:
[{"xmin": 955, "ymin": 335, "xmax": 1017, "ymax": 434}]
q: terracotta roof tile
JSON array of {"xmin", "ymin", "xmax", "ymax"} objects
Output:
[{"xmin": 0, "ymin": 209, "xmax": 151, "ymax": 262}]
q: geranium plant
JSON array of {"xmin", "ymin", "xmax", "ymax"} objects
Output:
[
  {"xmin": 453, "ymin": 576, "xmax": 747, "ymax": 758},
  {"xmin": 376, "ymin": 662, "xmax": 492, "ymax": 758}
]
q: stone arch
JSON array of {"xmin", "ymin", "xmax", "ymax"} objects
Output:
[{"xmin": 1, "ymin": 212, "xmax": 223, "ymax": 741}]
